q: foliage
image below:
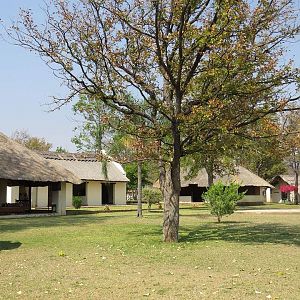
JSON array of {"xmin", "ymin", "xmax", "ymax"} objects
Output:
[
  {"xmin": 203, "ymin": 182, "xmax": 245, "ymax": 222},
  {"xmin": 55, "ymin": 146, "xmax": 67, "ymax": 153},
  {"xmin": 142, "ymin": 188, "xmax": 163, "ymax": 210},
  {"xmin": 12, "ymin": 130, "xmax": 52, "ymax": 151},
  {"xmin": 72, "ymin": 196, "xmax": 82, "ymax": 209},
  {"xmin": 280, "ymin": 185, "xmax": 298, "ymax": 193},
  {"xmin": 9, "ymin": 0, "xmax": 300, "ymax": 241},
  {"xmin": 124, "ymin": 162, "xmax": 153, "ymax": 190},
  {"xmin": 71, "ymin": 94, "xmax": 112, "ymax": 153}
]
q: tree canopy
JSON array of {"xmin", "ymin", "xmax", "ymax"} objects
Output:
[
  {"xmin": 12, "ymin": 130, "xmax": 52, "ymax": 151},
  {"xmin": 8, "ymin": 0, "xmax": 300, "ymax": 241}
]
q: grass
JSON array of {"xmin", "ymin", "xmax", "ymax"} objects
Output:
[{"xmin": 0, "ymin": 206, "xmax": 300, "ymax": 299}]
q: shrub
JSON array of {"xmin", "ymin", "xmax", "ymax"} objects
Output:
[
  {"xmin": 104, "ymin": 205, "xmax": 110, "ymax": 211},
  {"xmin": 72, "ymin": 196, "xmax": 82, "ymax": 209},
  {"xmin": 203, "ymin": 181, "xmax": 245, "ymax": 222},
  {"xmin": 142, "ymin": 188, "xmax": 163, "ymax": 210}
]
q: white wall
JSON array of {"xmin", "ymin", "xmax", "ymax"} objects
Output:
[
  {"xmin": 51, "ymin": 182, "xmax": 67, "ymax": 215},
  {"xmin": 87, "ymin": 181, "xmax": 102, "ymax": 206},
  {"xmin": 179, "ymin": 196, "xmax": 192, "ymax": 202},
  {"xmin": 114, "ymin": 182, "xmax": 127, "ymax": 205},
  {"xmin": 238, "ymin": 187, "xmax": 266, "ymax": 203},
  {"xmin": 66, "ymin": 183, "xmax": 73, "ymax": 207},
  {"xmin": 32, "ymin": 187, "xmax": 48, "ymax": 208},
  {"xmin": 6, "ymin": 186, "xmax": 19, "ymax": 203}
]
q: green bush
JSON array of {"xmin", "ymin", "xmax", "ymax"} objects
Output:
[
  {"xmin": 142, "ymin": 187, "xmax": 163, "ymax": 210},
  {"xmin": 203, "ymin": 181, "xmax": 245, "ymax": 222},
  {"xmin": 72, "ymin": 196, "xmax": 82, "ymax": 209}
]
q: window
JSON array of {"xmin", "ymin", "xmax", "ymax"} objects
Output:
[{"xmin": 73, "ymin": 183, "xmax": 86, "ymax": 196}]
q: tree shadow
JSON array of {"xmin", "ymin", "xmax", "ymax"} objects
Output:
[
  {"xmin": 0, "ymin": 213, "xmax": 125, "ymax": 233},
  {"xmin": 0, "ymin": 241, "xmax": 22, "ymax": 251},
  {"xmin": 179, "ymin": 222, "xmax": 300, "ymax": 246}
]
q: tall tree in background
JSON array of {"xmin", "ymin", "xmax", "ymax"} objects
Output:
[
  {"xmin": 72, "ymin": 94, "xmax": 112, "ymax": 153},
  {"xmin": 12, "ymin": 130, "xmax": 52, "ymax": 151},
  {"xmin": 283, "ymin": 111, "xmax": 300, "ymax": 204},
  {"xmin": 109, "ymin": 133, "xmax": 158, "ymax": 217},
  {"xmin": 9, "ymin": 0, "xmax": 300, "ymax": 242}
]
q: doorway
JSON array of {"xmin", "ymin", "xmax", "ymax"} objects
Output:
[{"xmin": 102, "ymin": 183, "xmax": 114, "ymax": 205}]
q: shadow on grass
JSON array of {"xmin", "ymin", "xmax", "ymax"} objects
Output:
[
  {"xmin": 0, "ymin": 241, "xmax": 22, "ymax": 251},
  {"xmin": 0, "ymin": 213, "xmax": 128, "ymax": 233},
  {"xmin": 178, "ymin": 222, "xmax": 300, "ymax": 246}
]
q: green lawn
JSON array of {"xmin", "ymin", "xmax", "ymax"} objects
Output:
[{"xmin": 0, "ymin": 207, "xmax": 299, "ymax": 299}]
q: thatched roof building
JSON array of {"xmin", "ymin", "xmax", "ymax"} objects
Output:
[
  {"xmin": 0, "ymin": 132, "xmax": 81, "ymax": 185},
  {"xmin": 180, "ymin": 166, "xmax": 273, "ymax": 188},
  {"xmin": 154, "ymin": 166, "xmax": 273, "ymax": 189},
  {"xmin": 40, "ymin": 152, "xmax": 129, "ymax": 182}
]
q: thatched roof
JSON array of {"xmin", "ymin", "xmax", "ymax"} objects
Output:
[
  {"xmin": 272, "ymin": 174, "xmax": 300, "ymax": 190},
  {"xmin": 0, "ymin": 132, "xmax": 81, "ymax": 184},
  {"xmin": 154, "ymin": 166, "xmax": 273, "ymax": 188},
  {"xmin": 40, "ymin": 152, "xmax": 129, "ymax": 182}
]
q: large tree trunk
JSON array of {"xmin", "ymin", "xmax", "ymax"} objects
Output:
[
  {"xmin": 160, "ymin": 128, "xmax": 181, "ymax": 242},
  {"xmin": 137, "ymin": 161, "xmax": 143, "ymax": 217}
]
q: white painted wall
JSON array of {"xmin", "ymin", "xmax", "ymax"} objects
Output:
[
  {"xmin": 114, "ymin": 182, "xmax": 127, "ymax": 205},
  {"xmin": 238, "ymin": 187, "xmax": 266, "ymax": 203},
  {"xmin": 6, "ymin": 186, "xmax": 19, "ymax": 203},
  {"xmin": 87, "ymin": 181, "xmax": 102, "ymax": 206},
  {"xmin": 51, "ymin": 182, "xmax": 67, "ymax": 215},
  {"xmin": 31, "ymin": 187, "xmax": 48, "ymax": 208},
  {"xmin": 66, "ymin": 183, "xmax": 73, "ymax": 207},
  {"xmin": 266, "ymin": 188, "xmax": 272, "ymax": 203},
  {"xmin": 179, "ymin": 196, "xmax": 192, "ymax": 202}
]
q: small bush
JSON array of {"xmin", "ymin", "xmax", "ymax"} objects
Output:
[
  {"xmin": 203, "ymin": 181, "xmax": 245, "ymax": 222},
  {"xmin": 72, "ymin": 196, "xmax": 82, "ymax": 209},
  {"xmin": 142, "ymin": 188, "xmax": 163, "ymax": 210},
  {"xmin": 104, "ymin": 205, "xmax": 110, "ymax": 211}
]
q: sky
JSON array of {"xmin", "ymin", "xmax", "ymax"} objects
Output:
[
  {"xmin": 0, "ymin": 1, "xmax": 300, "ymax": 152},
  {"xmin": 0, "ymin": 1, "xmax": 78, "ymax": 151}
]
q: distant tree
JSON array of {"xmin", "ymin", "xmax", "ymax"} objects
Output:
[
  {"xmin": 283, "ymin": 112, "xmax": 300, "ymax": 204},
  {"xmin": 55, "ymin": 146, "xmax": 67, "ymax": 153},
  {"xmin": 12, "ymin": 130, "xmax": 52, "ymax": 151},
  {"xmin": 72, "ymin": 94, "xmax": 112, "ymax": 153}
]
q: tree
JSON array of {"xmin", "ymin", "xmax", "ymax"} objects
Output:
[
  {"xmin": 9, "ymin": 0, "xmax": 300, "ymax": 242},
  {"xmin": 203, "ymin": 182, "xmax": 245, "ymax": 222},
  {"xmin": 283, "ymin": 111, "xmax": 300, "ymax": 204},
  {"xmin": 109, "ymin": 133, "xmax": 157, "ymax": 217},
  {"xmin": 72, "ymin": 94, "xmax": 112, "ymax": 153},
  {"xmin": 55, "ymin": 146, "xmax": 67, "ymax": 153},
  {"xmin": 12, "ymin": 130, "xmax": 52, "ymax": 151}
]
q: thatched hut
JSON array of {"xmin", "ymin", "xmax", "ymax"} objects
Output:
[
  {"xmin": 33, "ymin": 151, "xmax": 129, "ymax": 207},
  {"xmin": 270, "ymin": 175, "xmax": 299, "ymax": 203},
  {"xmin": 154, "ymin": 166, "xmax": 273, "ymax": 205},
  {"xmin": 0, "ymin": 132, "xmax": 81, "ymax": 215}
]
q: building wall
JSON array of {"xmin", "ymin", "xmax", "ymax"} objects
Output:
[
  {"xmin": 66, "ymin": 183, "xmax": 73, "ymax": 207},
  {"xmin": 271, "ymin": 178, "xmax": 287, "ymax": 203},
  {"xmin": 6, "ymin": 186, "xmax": 19, "ymax": 203},
  {"xmin": 31, "ymin": 186, "xmax": 48, "ymax": 208},
  {"xmin": 51, "ymin": 182, "xmax": 67, "ymax": 215},
  {"xmin": 179, "ymin": 196, "xmax": 192, "ymax": 202},
  {"xmin": 238, "ymin": 187, "xmax": 266, "ymax": 203},
  {"xmin": 87, "ymin": 181, "xmax": 102, "ymax": 206},
  {"xmin": 114, "ymin": 182, "xmax": 127, "ymax": 205}
]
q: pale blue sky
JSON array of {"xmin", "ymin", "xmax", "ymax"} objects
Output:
[
  {"xmin": 0, "ymin": 1, "xmax": 77, "ymax": 151},
  {"xmin": 0, "ymin": 1, "xmax": 299, "ymax": 152}
]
